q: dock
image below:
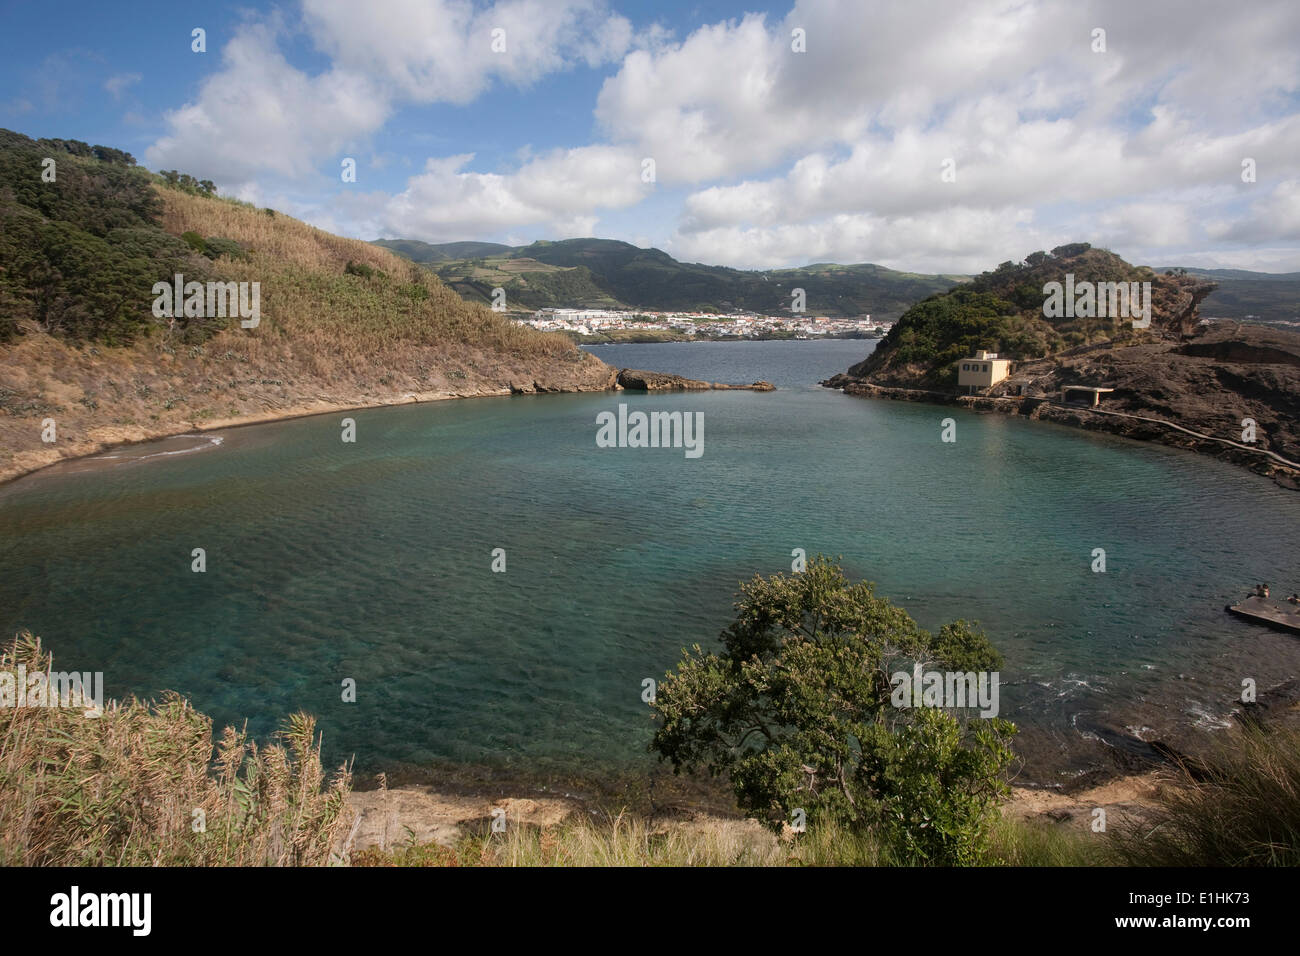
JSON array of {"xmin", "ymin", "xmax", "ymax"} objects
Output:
[{"xmin": 1226, "ymin": 595, "xmax": 1300, "ymax": 635}]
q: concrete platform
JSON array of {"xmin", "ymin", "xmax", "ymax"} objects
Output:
[{"xmin": 1226, "ymin": 594, "xmax": 1300, "ymax": 635}]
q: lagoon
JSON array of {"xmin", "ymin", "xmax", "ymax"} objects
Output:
[{"xmin": 2, "ymin": 339, "xmax": 1298, "ymax": 784}]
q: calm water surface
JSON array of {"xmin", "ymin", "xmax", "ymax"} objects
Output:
[{"xmin": 3, "ymin": 339, "xmax": 1298, "ymax": 784}]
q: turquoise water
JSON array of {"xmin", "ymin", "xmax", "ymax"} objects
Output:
[{"xmin": 3, "ymin": 339, "xmax": 1298, "ymax": 783}]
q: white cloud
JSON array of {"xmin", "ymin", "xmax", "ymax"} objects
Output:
[
  {"xmin": 365, "ymin": 145, "xmax": 648, "ymax": 239},
  {"xmin": 593, "ymin": 0, "xmax": 1108, "ymax": 186},
  {"xmin": 104, "ymin": 72, "xmax": 141, "ymax": 99},
  {"xmin": 672, "ymin": 207, "xmax": 1041, "ymax": 274},
  {"xmin": 148, "ymin": 0, "xmax": 631, "ymax": 182},
  {"xmin": 642, "ymin": 0, "xmax": 1300, "ymax": 268},
  {"xmin": 301, "ymin": 0, "xmax": 631, "ymax": 104},
  {"xmin": 1207, "ymin": 180, "xmax": 1300, "ymax": 243},
  {"xmin": 594, "ymin": 13, "xmax": 816, "ymax": 184},
  {"xmin": 143, "ymin": 0, "xmax": 1300, "ymax": 271},
  {"xmin": 147, "ymin": 22, "xmax": 390, "ymax": 179},
  {"xmin": 1094, "ymin": 202, "xmax": 1195, "ymax": 249}
]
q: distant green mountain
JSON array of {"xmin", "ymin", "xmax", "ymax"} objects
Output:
[
  {"xmin": 372, "ymin": 239, "xmax": 514, "ymax": 263},
  {"xmin": 1153, "ymin": 267, "xmax": 1300, "ymax": 324},
  {"xmin": 371, "ymin": 237, "xmax": 967, "ymax": 317},
  {"xmin": 1160, "ymin": 267, "xmax": 1300, "ymax": 282}
]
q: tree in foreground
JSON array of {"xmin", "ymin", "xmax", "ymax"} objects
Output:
[{"xmin": 651, "ymin": 557, "xmax": 1016, "ymax": 865}]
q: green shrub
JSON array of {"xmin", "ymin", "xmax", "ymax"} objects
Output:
[
  {"xmin": 0, "ymin": 129, "xmax": 217, "ymax": 344},
  {"xmin": 651, "ymin": 557, "xmax": 1016, "ymax": 865},
  {"xmin": 199, "ymin": 236, "xmax": 247, "ymax": 261},
  {"xmin": 345, "ymin": 260, "xmax": 377, "ymax": 279}
]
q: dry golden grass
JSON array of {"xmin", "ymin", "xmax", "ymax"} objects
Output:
[
  {"xmin": 159, "ymin": 187, "xmax": 573, "ymax": 360},
  {"xmin": 1109, "ymin": 727, "xmax": 1300, "ymax": 866},
  {"xmin": 0, "ymin": 186, "xmax": 614, "ymax": 482},
  {"xmin": 352, "ymin": 811, "xmax": 1106, "ymax": 867},
  {"xmin": 161, "ymin": 191, "xmax": 402, "ymax": 276},
  {"xmin": 0, "ymin": 632, "xmax": 353, "ymax": 866}
]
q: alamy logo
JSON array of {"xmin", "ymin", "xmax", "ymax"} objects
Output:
[
  {"xmin": 50, "ymin": 886, "xmax": 151, "ymax": 936},
  {"xmin": 1042, "ymin": 274, "xmax": 1151, "ymax": 328},
  {"xmin": 152, "ymin": 273, "xmax": 260, "ymax": 328},
  {"xmin": 595, "ymin": 404, "xmax": 704, "ymax": 458},
  {"xmin": 890, "ymin": 665, "xmax": 1000, "ymax": 718},
  {"xmin": 0, "ymin": 665, "xmax": 103, "ymax": 717}
]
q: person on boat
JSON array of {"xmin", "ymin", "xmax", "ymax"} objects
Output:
[{"xmin": 1289, "ymin": 594, "xmax": 1299, "ymax": 605}]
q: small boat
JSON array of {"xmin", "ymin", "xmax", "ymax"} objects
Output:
[{"xmin": 1225, "ymin": 594, "xmax": 1300, "ymax": 635}]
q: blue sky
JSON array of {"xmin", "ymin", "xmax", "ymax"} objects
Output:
[{"xmin": 3, "ymin": 0, "xmax": 1299, "ymax": 273}]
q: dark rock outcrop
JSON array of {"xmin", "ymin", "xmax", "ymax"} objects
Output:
[
  {"xmin": 823, "ymin": 246, "xmax": 1300, "ymax": 488},
  {"xmin": 616, "ymin": 368, "xmax": 775, "ymax": 392}
]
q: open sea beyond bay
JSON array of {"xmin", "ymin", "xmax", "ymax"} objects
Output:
[{"xmin": 3, "ymin": 339, "xmax": 1299, "ymax": 786}]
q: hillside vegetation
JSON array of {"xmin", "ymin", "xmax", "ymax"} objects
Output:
[
  {"xmin": 374, "ymin": 237, "xmax": 966, "ymax": 318},
  {"xmin": 0, "ymin": 130, "xmax": 612, "ymax": 481},
  {"xmin": 850, "ymin": 244, "xmax": 1215, "ymax": 388},
  {"xmin": 827, "ymin": 245, "xmax": 1300, "ymax": 487},
  {"xmin": 0, "ymin": 129, "xmax": 214, "ymax": 344},
  {"xmin": 379, "ymin": 234, "xmax": 1299, "ymax": 326}
]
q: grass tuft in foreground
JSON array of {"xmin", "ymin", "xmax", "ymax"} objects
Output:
[
  {"xmin": 353, "ymin": 811, "xmax": 1108, "ymax": 867},
  {"xmin": 0, "ymin": 632, "xmax": 353, "ymax": 866},
  {"xmin": 1109, "ymin": 726, "xmax": 1300, "ymax": 866}
]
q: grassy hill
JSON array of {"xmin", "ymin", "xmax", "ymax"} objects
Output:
[
  {"xmin": 0, "ymin": 129, "xmax": 612, "ymax": 482},
  {"xmin": 848, "ymin": 244, "xmax": 1215, "ymax": 388},
  {"xmin": 373, "ymin": 239, "xmax": 514, "ymax": 263},
  {"xmin": 373, "ymin": 237, "xmax": 966, "ymax": 318}
]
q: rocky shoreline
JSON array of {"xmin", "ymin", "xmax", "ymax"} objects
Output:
[
  {"xmin": 823, "ymin": 323, "xmax": 1300, "ymax": 490},
  {"xmin": 339, "ymin": 671, "xmax": 1300, "ymax": 857},
  {"xmin": 0, "ymin": 351, "xmax": 773, "ymax": 487},
  {"xmin": 334, "ymin": 767, "xmax": 1166, "ymax": 858}
]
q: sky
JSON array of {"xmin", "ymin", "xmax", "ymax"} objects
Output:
[{"xmin": 2, "ymin": 0, "xmax": 1299, "ymax": 274}]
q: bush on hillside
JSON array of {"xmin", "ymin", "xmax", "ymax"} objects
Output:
[
  {"xmin": 158, "ymin": 169, "xmax": 215, "ymax": 196},
  {"xmin": 0, "ymin": 128, "xmax": 218, "ymax": 344},
  {"xmin": 344, "ymin": 260, "xmax": 385, "ymax": 280},
  {"xmin": 200, "ymin": 236, "xmax": 248, "ymax": 261}
]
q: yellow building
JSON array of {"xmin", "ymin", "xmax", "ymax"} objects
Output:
[{"xmin": 955, "ymin": 350, "xmax": 1012, "ymax": 394}]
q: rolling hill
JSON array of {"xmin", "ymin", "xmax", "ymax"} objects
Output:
[
  {"xmin": 373, "ymin": 239, "xmax": 514, "ymax": 263},
  {"xmin": 0, "ymin": 129, "xmax": 615, "ymax": 482},
  {"xmin": 371, "ymin": 237, "xmax": 967, "ymax": 318}
]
